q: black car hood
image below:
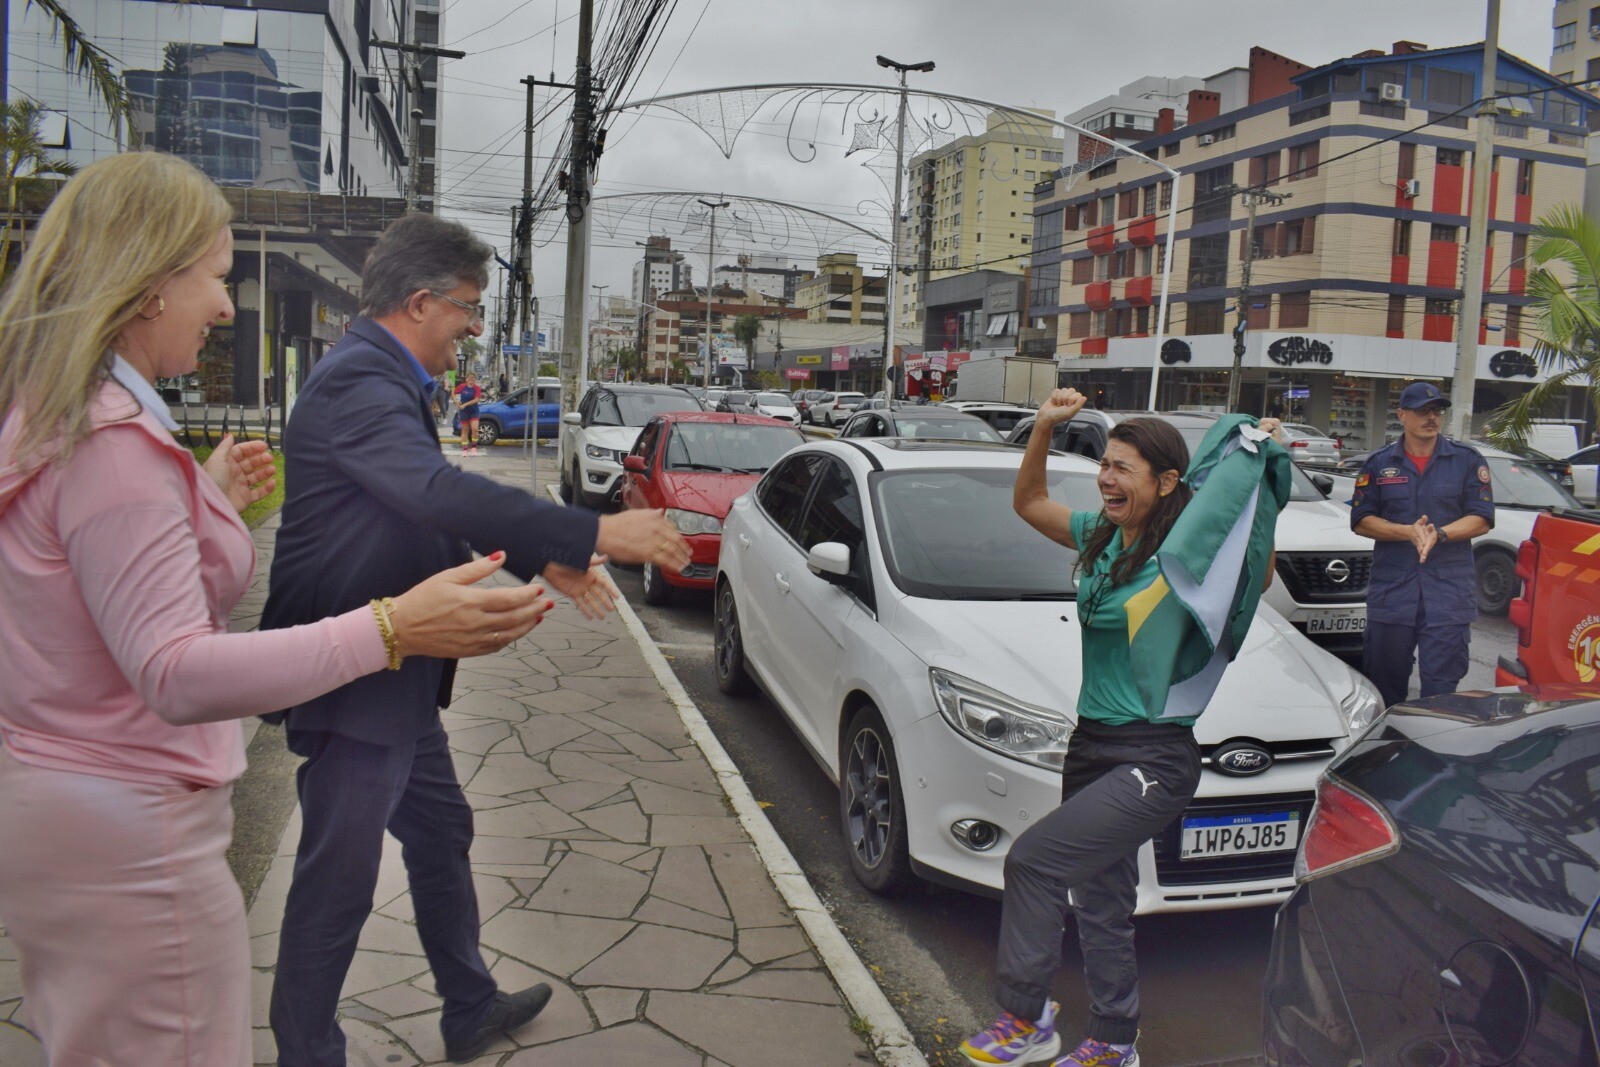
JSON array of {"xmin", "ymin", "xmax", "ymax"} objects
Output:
[{"xmin": 1361, "ymin": 687, "xmax": 1600, "ymax": 744}]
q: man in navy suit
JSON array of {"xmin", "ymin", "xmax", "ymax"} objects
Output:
[{"xmin": 262, "ymin": 214, "xmax": 691, "ymax": 1065}]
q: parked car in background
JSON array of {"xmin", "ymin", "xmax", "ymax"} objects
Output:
[
  {"xmin": 620, "ymin": 411, "xmax": 804, "ymax": 604},
  {"xmin": 794, "ymin": 388, "xmax": 829, "ymax": 424},
  {"xmin": 703, "ymin": 388, "xmax": 728, "ymax": 411},
  {"xmin": 715, "ymin": 390, "xmax": 753, "ymax": 413},
  {"xmin": 810, "ymin": 391, "xmax": 867, "ymax": 427},
  {"xmin": 1569, "ymin": 443, "xmax": 1598, "ymax": 505},
  {"xmin": 743, "ymin": 391, "xmax": 801, "ymax": 425},
  {"xmin": 714, "ymin": 438, "xmax": 1380, "ymax": 908},
  {"xmin": 1332, "ymin": 442, "xmax": 1582, "ymax": 615},
  {"xmin": 838, "ymin": 405, "xmax": 1005, "ymax": 443},
  {"xmin": 1008, "ymin": 410, "xmax": 1373, "ymax": 658},
  {"xmin": 1263, "ymin": 686, "xmax": 1600, "ymax": 1067},
  {"xmin": 943, "ymin": 402, "xmax": 1035, "ymax": 437},
  {"xmin": 1279, "ymin": 423, "xmax": 1341, "ymax": 465},
  {"xmin": 453, "ymin": 377, "xmax": 560, "ymax": 445},
  {"xmin": 559, "ymin": 383, "xmax": 704, "ymax": 509}
]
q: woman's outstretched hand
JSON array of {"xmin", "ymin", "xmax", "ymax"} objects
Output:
[{"xmin": 389, "ymin": 553, "xmax": 554, "ymax": 659}]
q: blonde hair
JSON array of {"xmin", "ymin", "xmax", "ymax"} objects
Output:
[{"xmin": 0, "ymin": 152, "xmax": 231, "ymax": 467}]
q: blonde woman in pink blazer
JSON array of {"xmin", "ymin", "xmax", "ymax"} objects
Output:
[{"xmin": 0, "ymin": 153, "xmax": 554, "ymax": 1066}]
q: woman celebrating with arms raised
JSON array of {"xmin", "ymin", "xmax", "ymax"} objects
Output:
[{"xmin": 961, "ymin": 389, "xmax": 1288, "ymax": 1067}]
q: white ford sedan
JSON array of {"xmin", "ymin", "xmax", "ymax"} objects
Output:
[{"xmin": 713, "ymin": 438, "xmax": 1381, "ymax": 913}]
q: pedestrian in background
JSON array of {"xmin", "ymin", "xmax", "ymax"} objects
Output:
[
  {"xmin": 261, "ymin": 212, "xmax": 692, "ymax": 1066},
  {"xmin": 454, "ymin": 370, "xmax": 482, "ymax": 455},
  {"xmin": 1350, "ymin": 381, "xmax": 1493, "ymax": 708},
  {"xmin": 498, "ymin": 370, "xmax": 509, "ymax": 396},
  {"xmin": 961, "ymin": 389, "xmax": 1287, "ymax": 1067},
  {"xmin": 0, "ymin": 152, "xmax": 551, "ymax": 1067}
]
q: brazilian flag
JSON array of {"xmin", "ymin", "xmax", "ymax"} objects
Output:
[{"xmin": 1124, "ymin": 414, "xmax": 1291, "ymax": 721}]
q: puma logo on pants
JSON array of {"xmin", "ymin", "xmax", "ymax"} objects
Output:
[{"xmin": 1129, "ymin": 768, "xmax": 1159, "ymax": 796}]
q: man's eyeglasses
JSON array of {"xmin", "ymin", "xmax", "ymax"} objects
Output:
[
  {"xmin": 428, "ymin": 291, "xmax": 485, "ymax": 323},
  {"xmin": 1412, "ymin": 403, "xmax": 1447, "ymax": 418}
]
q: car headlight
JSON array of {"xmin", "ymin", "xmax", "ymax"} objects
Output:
[
  {"xmin": 1339, "ymin": 668, "xmax": 1383, "ymax": 736},
  {"xmin": 584, "ymin": 444, "xmax": 623, "ymax": 463},
  {"xmin": 665, "ymin": 508, "xmax": 722, "ymax": 536},
  {"xmin": 930, "ymin": 667, "xmax": 1072, "ymax": 770}
]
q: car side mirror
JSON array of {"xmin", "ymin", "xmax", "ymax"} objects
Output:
[
  {"xmin": 563, "ymin": 412, "xmax": 582, "ymax": 426},
  {"xmin": 1310, "ymin": 472, "xmax": 1333, "ymax": 496},
  {"xmin": 807, "ymin": 542, "xmax": 851, "ymax": 584},
  {"xmin": 623, "ymin": 455, "xmax": 646, "ymax": 473}
]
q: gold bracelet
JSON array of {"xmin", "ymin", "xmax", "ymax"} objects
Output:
[{"xmin": 371, "ymin": 598, "xmax": 403, "ymax": 671}]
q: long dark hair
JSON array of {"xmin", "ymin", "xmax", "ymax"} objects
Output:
[{"xmin": 1076, "ymin": 417, "xmax": 1194, "ymax": 586}]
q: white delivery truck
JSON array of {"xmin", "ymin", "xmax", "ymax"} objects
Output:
[{"xmin": 948, "ymin": 355, "xmax": 1056, "ymax": 406}]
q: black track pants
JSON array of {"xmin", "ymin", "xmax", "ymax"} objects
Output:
[{"xmin": 994, "ymin": 719, "xmax": 1201, "ymax": 1045}]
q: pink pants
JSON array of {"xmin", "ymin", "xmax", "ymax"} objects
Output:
[{"xmin": 0, "ymin": 747, "xmax": 250, "ymax": 1066}]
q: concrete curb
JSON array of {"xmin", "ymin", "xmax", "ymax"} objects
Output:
[{"xmin": 546, "ymin": 486, "xmax": 928, "ymax": 1067}]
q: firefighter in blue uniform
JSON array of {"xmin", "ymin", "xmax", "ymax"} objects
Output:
[{"xmin": 1351, "ymin": 382, "xmax": 1494, "ymax": 708}]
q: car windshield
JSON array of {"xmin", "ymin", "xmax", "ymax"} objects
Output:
[
  {"xmin": 892, "ymin": 415, "xmax": 1004, "ymax": 442},
  {"xmin": 609, "ymin": 391, "xmax": 704, "ymax": 426},
  {"xmin": 872, "ymin": 467, "xmax": 1101, "ymax": 599},
  {"xmin": 755, "ymin": 393, "xmax": 792, "ymax": 406},
  {"xmin": 1490, "ymin": 456, "xmax": 1577, "ymax": 509},
  {"xmin": 663, "ymin": 423, "xmax": 804, "ymax": 473}
]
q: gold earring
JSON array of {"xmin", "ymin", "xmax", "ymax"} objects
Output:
[{"xmin": 137, "ymin": 296, "xmax": 165, "ymax": 321}]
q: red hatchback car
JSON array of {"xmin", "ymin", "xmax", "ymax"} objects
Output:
[{"xmin": 620, "ymin": 411, "xmax": 806, "ymax": 603}]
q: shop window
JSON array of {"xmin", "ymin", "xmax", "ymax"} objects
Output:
[
  {"xmin": 1393, "ymin": 219, "xmax": 1412, "ymax": 257},
  {"xmin": 1187, "ymin": 299, "xmax": 1226, "ymax": 335},
  {"xmin": 1430, "ymin": 223, "xmax": 1459, "ymax": 243},
  {"xmin": 1278, "ymin": 291, "xmax": 1310, "ymax": 328},
  {"xmin": 1387, "ymin": 294, "xmax": 1407, "ymax": 335}
]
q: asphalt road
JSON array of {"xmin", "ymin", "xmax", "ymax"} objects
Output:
[{"xmin": 605, "ymin": 558, "xmax": 1517, "ymax": 1067}]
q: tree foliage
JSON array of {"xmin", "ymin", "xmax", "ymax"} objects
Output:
[
  {"xmin": 1486, "ymin": 204, "xmax": 1598, "ymax": 450},
  {"xmin": 0, "ymin": 101, "xmax": 76, "ymax": 279},
  {"xmin": 733, "ymin": 313, "xmax": 763, "ymax": 370}
]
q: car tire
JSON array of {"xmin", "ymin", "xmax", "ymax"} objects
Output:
[
  {"xmin": 1475, "ymin": 549, "xmax": 1518, "ymax": 616},
  {"xmin": 641, "ymin": 559, "xmax": 675, "ymax": 606},
  {"xmin": 712, "ymin": 580, "xmax": 755, "ymax": 696},
  {"xmin": 478, "ymin": 419, "xmax": 502, "ymax": 446},
  {"xmin": 559, "ymin": 460, "xmax": 575, "ymax": 504},
  {"xmin": 840, "ymin": 705, "xmax": 915, "ymax": 896}
]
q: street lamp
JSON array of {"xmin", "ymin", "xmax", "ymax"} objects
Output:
[
  {"xmin": 876, "ymin": 55, "xmax": 935, "ymax": 400},
  {"xmin": 697, "ymin": 198, "xmax": 730, "ymax": 385}
]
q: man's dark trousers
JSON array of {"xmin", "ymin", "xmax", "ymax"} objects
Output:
[
  {"xmin": 269, "ymin": 721, "xmax": 495, "ymax": 1066},
  {"xmin": 1362, "ymin": 597, "xmax": 1471, "ymax": 709}
]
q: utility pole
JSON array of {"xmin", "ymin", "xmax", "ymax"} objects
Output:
[
  {"xmin": 1224, "ymin": 184, "xmax": 1289, "ymax": 413},
  {"xmin": 516, "ymin": 76, "xmax": 538, "ymax": 395},
  {"xmin": 877, "ymin": 55, "xmax": 935, "ymax": 400},
  {"xmin": 1452, "ymin": 0, "xmax": 1501, "ymax": 442},
  {"xmin": 555, "ymin": 0, "xmax": 595, "ymax": 457},
  {"xmin": 592, "ymin": 283, "xmax": 609, "ymax": 380},
  {"xmin": 370, "ymin": 36, "xmax": 464, "ymax": 212},
  {"xmin": 698, "ymin": 197, "xmax": 729, "ymax": 385}
]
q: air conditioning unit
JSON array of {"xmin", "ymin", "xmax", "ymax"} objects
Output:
[
  {"xmin": 1379, "ymin": 83, "xmax": 1406, "ymax": 103},
  {"xmin": 1198, "ymin": 133, "xmax": 1216, "ymax": 146},
  {"xmin": 1402, "ymin": 178, "xmax": 1422, "ymax": 199}
]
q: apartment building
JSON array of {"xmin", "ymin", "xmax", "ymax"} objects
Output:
[
  {"xmin": 794, "ymin": 252, "xmax": 886, "ymax": 327},
  {"xmin": 1550, "ymin": 0, "xmax": 1600, "ymax": 84},
  {"xmin": 640, "ymin": 285, "xmax": 800, "ymax": 381},
  {"xmin": 897, "ymin": 109, "xmax": 1063, "ymax": 341},
  {"xmin": 1029, "ymin": 42, "xmax": 1597, "ymax": 449}
]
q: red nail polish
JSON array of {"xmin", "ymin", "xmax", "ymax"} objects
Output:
[{"xmin": 491, "ymin": 550, "xmax": 505, "ymax": 560}]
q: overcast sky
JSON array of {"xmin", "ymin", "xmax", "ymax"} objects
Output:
[{"xmin": 433, "ymin": 0, "xmax": 1551, "ymax": 335}]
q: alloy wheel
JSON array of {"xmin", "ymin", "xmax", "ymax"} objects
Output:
[{"xmin": 844, "ymin": 728, "xmax": 894, "ymax": 869}]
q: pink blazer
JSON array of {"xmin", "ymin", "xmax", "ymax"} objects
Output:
[{"xmin": 0, "ymin": 378, "xmax": 386, "ymax": 787}]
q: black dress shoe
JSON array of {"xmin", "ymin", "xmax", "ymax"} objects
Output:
[{"xmin": 444, "ymin": 984, "xmax": 553, "ymax": 1063}]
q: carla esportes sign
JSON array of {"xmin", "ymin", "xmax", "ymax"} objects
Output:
[{"xmin": 1267, "ymin": 336, "xmax": 1334, "ymax": 367}]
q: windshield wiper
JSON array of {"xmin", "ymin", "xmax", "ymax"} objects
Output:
[
  {"xmin": 671, "ymin": 462, "xmax": 733, "ymax": 472},
  {"xmin": 732, "ymin": 466, "xmax": 770, "ymax": 474}
]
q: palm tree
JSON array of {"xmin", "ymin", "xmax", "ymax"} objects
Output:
[
  {"xmin": 0, "ymin": 100, "xmax": 76, "ymax": 279},
  {"xmin": 733, "ymin": 313, "xmax": 762, "ymax": 372},
  {"xmin": 25, "ymin": 0, "xmax": 129, "ymax": 143},
  {"xmin": 1486, "ymin": 203, "xmax": 1599, "ymax": 465}
]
